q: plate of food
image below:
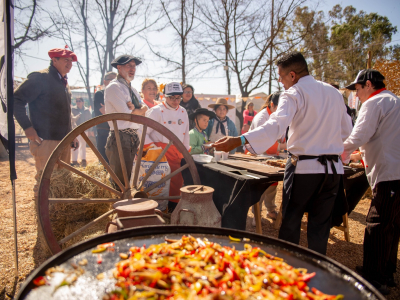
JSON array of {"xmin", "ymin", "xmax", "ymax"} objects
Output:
[{"xmin": 17, "ymin": 226, "xmax": 384, "ymax": 300}]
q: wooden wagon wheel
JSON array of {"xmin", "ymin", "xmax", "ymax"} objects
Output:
[{"xmin": 38, "ymin": 113, "xmax": 200, "ymax": 254}]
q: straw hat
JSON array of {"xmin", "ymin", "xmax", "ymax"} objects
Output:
[{"xmin": 208, "ymin": 98, "xmax": 235, "ymax": 110}]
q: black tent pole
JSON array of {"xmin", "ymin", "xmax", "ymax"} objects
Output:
[{"xmin": 5, "ymin": 0, "xmax": 18, "ymax": 276}]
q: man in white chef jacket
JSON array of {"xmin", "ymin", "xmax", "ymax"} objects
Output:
[
  {"xmin": 342, "ymin": 69, "xmax": 400, "ymax": 294},
  {"xmin": 145, "ymin": 82, "xmax": 190, "ymax": 212},
  {"xmin": 213, "ymin": 52, "xmax": 352, "ymax": 255}
]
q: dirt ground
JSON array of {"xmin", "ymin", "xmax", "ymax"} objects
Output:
[{"xmin": 1, "ymin": 145, "xmax": 399, "ymax": 299}]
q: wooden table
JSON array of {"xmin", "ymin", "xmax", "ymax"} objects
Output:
[{"xmin": 215, "ymin": 158, "xmax": 363, "ymax": 241}]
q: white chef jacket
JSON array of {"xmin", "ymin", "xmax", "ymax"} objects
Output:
[
  {"xmin": 145, "ymin": 102, "xmax": 190, "ymax": 150},
  {"xmin": 244, "ymin": 75, "xmax": 352, "ymax": 174},
  {"xmin": 250, "ymin": 108, "xmax": 269, "ymax": 130},
  {"xmin": 104, "ymin": 79, "xmax": 143, "ymax": 130},
  {"xmin": 342, "ymin": 90, "xmax": 400, "ymax": 189}
]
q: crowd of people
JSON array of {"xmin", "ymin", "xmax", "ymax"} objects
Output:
[{"xmin": 13, "ymin": 47, "xmax": 400, "ymax": 295}]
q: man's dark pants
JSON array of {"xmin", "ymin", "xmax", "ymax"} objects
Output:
[
  {"xmin": 105, "ymin": 130, "xmax": 139, "ymax": 188},
  {"xmin": 363, "ymin": 180, "xmax": 400, "ymax": 283},
  {"xmin": 96, "ymin": 128, "xmax": 110, "ymax": 164},
  {"xmin": 278, "ymin": 173, "xmax": 340, "ymax": 255}
]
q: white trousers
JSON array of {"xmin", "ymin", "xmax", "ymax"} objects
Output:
[{"xmin": 71, "ymin": 134, "xmax": 87, "ymax": 161}]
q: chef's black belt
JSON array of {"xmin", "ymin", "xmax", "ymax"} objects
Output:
[{"xmin": 297, "ymin": 154, "xmax": 339, "ymax": 193}]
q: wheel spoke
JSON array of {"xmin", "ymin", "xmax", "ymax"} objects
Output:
[
  {"xmin": 59, "ymin": 209, "xmax": 115, "ymax": 245},
  {"xmin": 112, "ymin": 120, "xmax": 129, "ymax": 189},
  {"xmin": 80, "ymin": 132, "xmax": 125, "ymax": 192},
  {"xmin": 143, "ymin": 163, "xmax": 189, "ymax": 194},
  {"xmin": 132, "ymin": 125, "xmax": 148, "ymax": 189},
  {"xmin": 49, "ymin": 198, "xmax": 120, "ymax": 204},
  {"xmin": 57, "ymin": 160, "xmax": 123, "ymax": 197},
  {"xmin": 138, "ymin": 140, "xmax": 172, "ymax": 190}
]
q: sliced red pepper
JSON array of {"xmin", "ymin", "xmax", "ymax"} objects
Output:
[
  {"xmin": 33, "ymin": 276, "xmax": 46, "ymax": 286},
  {"xmin": 299, "ymin": 272, "xmax": 316, "ymax": 282},
  {"xmin": 99, "ymin": 242, "xmax": 115, "ymax": 248},
  {"xmin": 311, "ymin": 287, "xmax": 338, "ymax": 299},
  {"xmin": 122, "ymin": 267, "xmax": 131, "ymax": 278},
  {"xmin": 97, "ymin": 254, "xmax": 103, "ymax": 264},
  {"xmin": 158, "ymin": 267, "xmax": 171, "ymax": 274},
  {"xmin": 296, "ymin": 281, "xmax": 307, "ymax": 290},
  {"xmin": 130, "ymin": 246, "xmax": 141, "ymax": 253},
  {"xmin": 149, "ymin": 279, "xmax": 157, "ymax": 288}
]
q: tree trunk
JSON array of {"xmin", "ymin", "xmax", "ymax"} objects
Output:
[
  {"xmin": 181, "ymin": 0, "xmax": 185, "ymax": 83},
  {"xmin": 81, "ymin": 0, "xmax": 93, "ymax": 109},
  {"xmin": 268, "ymin": 0, "xmax": 274, "ymax": 94}
]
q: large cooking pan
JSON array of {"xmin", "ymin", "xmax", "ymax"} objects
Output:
[{"xmin": 17, "ymin": 226, "xmax": 384, "ymax": 299}]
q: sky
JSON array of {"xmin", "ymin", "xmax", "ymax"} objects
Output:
[{"xmin": 14, "ymin": 0, "xmax": 400, "ymax": 97}]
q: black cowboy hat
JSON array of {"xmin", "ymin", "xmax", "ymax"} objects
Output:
[{"xmin": 189, "ymin": 108, "xmax": 216, "ymax": 120}]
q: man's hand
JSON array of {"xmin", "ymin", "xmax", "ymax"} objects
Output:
[
  {"xmin": 132, "ymin": 105, "xmax": 148, "ymax": 116},
  {"xmin": 25, "ymin": 127, "xmax": 42, "ymax": 144},
  {"xmin": 127, "ymin": 102, "xmax": 135, "ymax": 110},
  {"xmin": 71, "ymin": 138, "xmax": 79, "ymax": 151},
  {"xmin": 99, "ymin": 103, "xmax": 106, "ymax": 115},
  {"xmin": 212, "ymin": 136, "xmax": 242, "ymax": 152}
]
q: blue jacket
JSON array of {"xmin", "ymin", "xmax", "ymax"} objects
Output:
[{"xmin": 206, "ymin": 116, "xmax": 238, "ymax": 154}]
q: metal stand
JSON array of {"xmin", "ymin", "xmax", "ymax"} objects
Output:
[{"xmin": 12, "ymin": 179, "xmax": 19, "ymax": 276}]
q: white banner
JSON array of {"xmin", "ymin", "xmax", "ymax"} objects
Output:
[
  {"xmin": 0, "ymin": 0, "xmax": 7, "ymax": 140},
  {"xmin": 0, "ymin": 0, "xmax": 13, "ymax": 142}
]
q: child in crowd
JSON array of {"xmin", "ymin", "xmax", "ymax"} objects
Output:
[{"xmin": 189, "ymin": 108, "xmax": 216, "ymax": 155}]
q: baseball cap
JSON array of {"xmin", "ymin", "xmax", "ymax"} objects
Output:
[
  {"xmin": 345, "ymin": 69, "xmax": 385, "ymax": 90},
  {"xmin": 163, "ymin": 82, "xmax": 183, "ymax": 96}
]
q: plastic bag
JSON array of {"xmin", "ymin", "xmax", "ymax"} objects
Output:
[{"xmin": 131, "ymin": 144, "xmax": 170, "ymax": 211}]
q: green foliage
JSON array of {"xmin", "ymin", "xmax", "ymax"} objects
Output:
[{"xmin": 293, "ymin": 4, "xmax": 398, "ymax": 86}]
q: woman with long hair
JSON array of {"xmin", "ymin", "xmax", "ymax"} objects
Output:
[{"xmin": 180, "ymin": 83, "xmax": 201, "ymax": 130}]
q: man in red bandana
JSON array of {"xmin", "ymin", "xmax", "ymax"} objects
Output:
[
  {"xmin": 342, "ymin": 69, "xmax": 400, "ymax": 294},
  {"xmin": 14, "ymin": 47, "xmax": 78, "ymax": 198}
]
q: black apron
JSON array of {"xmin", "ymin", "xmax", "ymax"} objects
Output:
[{"xmin": 282, "ymin": 153, "xmax": 347, "ymax": 225}]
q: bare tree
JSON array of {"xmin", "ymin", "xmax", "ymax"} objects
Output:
[
  {"xmin": 14, "ymin": 0, "xmax": 55, "ymax": 51},
  {"xmin": 196, "ymin": 0, "xmax": 250, "ymax": 94},
  {"xmin": 47, "ymin": 0, "xmax": 95, "ymax": 107},
  {"xmin": 146, "ymin": 0, "xmax": 197, "ymax": 84},
  {"xmin": 92, "ymin": 0, "xmax": 158, "ymax": 84}
]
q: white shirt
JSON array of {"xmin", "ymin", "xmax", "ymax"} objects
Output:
[
  {"xmin": 145, "ymin": 102, "xmax": 190, "ymax": 150},
  {"xmin": 342, "ymin": 90, "xmax": 400, "ymax": 189},
  {"xmin": 104, "ymin": 79, "xmax": 143, "ymax": 130},
  {"xmin": 209, "ymin": 117, "xmax": 229, "ymax": 143},
  {"xmin": 244, "ymin": 75, "xmax": 352, "ymax": 174},
  {"xmin": 250, "ymin": 108, "xmax": 269, "ymax": 130}
]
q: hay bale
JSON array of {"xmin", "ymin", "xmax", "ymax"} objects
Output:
[{"xmin": 48, "ymin": 163, "xmax": 115, "ymax": 249}]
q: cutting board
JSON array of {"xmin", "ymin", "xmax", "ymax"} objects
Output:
[
  {"xmin": 228, "ymin": 153, "xmax": 266, "ymax": 161},
  {"xmin": 218, "ymin": 159, "xmax": 285, "ymax": 177}
]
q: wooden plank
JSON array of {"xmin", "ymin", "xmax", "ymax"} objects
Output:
[
  {"xmin": 228, "ymin": 153, "xmax": 266, "ymax": 161},
  {"xmin": 59, "ymin": 209, "xmax": 115, "ymax": 245},
  {"xmin": 49, "ymin": 198, "xmax": 120, "ymax": 204},
  {"xmin": 112, "ymin": 120, "xmax": 129, "ymax": 189},
  {"xmin": 218, "ymin": 159, "xmax": 284, "ymax": 177},
  {"xmin": 80, "ymin": 132, "xmax": 125, "ymax": 192}
]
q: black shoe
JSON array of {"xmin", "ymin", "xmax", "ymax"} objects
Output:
[
  {"xmin": 387, "ymin": 275, "xmax": 397, "ymax": 288},
  {"xmin": 355, "ymin": 266, "xmax": 391, "ymax": 295},
  {"xmin": 71, "ymin": 161, "xmax": 79, "ymax": 167},
  {"xmin": 81, "ymin": 159, "xmax": 87, "ymax": 167}
]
